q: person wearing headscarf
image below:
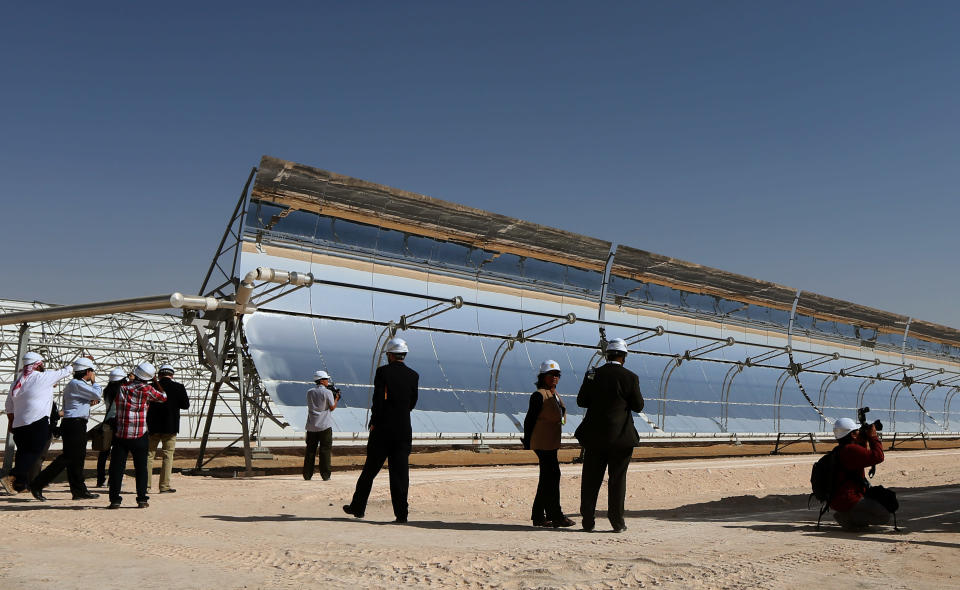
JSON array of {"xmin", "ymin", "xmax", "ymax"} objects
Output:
[
  {"xmin": 1, "ymin": 352, "xmax": 74, "ymax": 495},
  {"xmin": 522, "ymin": 360, "xmax": 575, "ymax": 528}
]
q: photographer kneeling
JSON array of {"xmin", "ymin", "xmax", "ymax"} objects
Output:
[{"xmin": 830, "ymin": 417, "xmax": 892, "ymax": 530}]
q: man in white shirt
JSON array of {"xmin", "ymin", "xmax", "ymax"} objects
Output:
[
  {"xmin": 303, "ymin": 370, "xmax": 339, "ymax": 481},
  {"xmin": 1, "ymin": 352, "xmax": 74, "ymax": 495}
]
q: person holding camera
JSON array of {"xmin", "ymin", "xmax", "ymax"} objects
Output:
[
  {"xmin": 830, "ymin": 417, "xmax": 891, "ymax": 529},
  {"xmin": 29, "ymin": 357, "xmax": 103, "ymax": 501},
  {"xmin": 108, "ymin": 362, "xmax": 167, "ymax": 509},
  {"xmin": 303, "ymin": 370, "xmax": 339, "ymax": 481},
  {"xmin": 146, "ymin": 364, "xmax": 190, "ymax": 494}
]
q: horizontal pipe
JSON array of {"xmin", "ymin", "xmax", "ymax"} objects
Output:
[{"xmin": 0, "ymin": 293, "xmax": 244, "ymax": 326}]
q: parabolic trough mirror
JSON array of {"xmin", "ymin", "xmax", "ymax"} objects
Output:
[{"xmin": 238, "ymin": 156, "xmax": 960, "ymax": 436}]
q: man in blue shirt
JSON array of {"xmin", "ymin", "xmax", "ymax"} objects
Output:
[{"xmin": 30, "ymin": 357, "xmax": 103, "ymax": 500}]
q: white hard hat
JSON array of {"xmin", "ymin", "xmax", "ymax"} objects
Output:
[
  {"xmin": 833, "ymin": 417, "xmax": 858, "ymax": 440},
  {"xmin": 606, "ymin": 338, "xmax": 629, "ymax": 353},
  {"xmin": 72, "ymin": 358, "xmax": 96, "ymax": 372},
  {"xmin": 108, "ymin": 368, "xmax": 127, "ymax": 382},
  {"xmin": 538, "ymin": 360, "xmax": 562, "ymax": 375},
  {"xmin": 22, "ymin": 351, "xmax": 43, "ymax": 365},
  {"xmin": 314, "ymin": 370, "xmax": 330, "ymax": 380},
  {"xmin": 385, "ymin": 337, "xmax": 409, "ymax": 354},
  {"xmin": 133, "ymin": 362, "xmax": 156, "ymax": 381},
  {"xmin": 158, "ymin": 364, "xmax": 175, "ymax": 375}
]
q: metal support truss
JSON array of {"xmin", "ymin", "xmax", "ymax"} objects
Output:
[
  {"xmin": 657, "ymin": 337, "xmax": 735, "ymax": 430},
  {"xmin": 365, "ymin": 296, "xmax": 465, "ymax": 425},
  {"xmin": 487, "ymin": 313, "xmax": 577, "ymax": 432},
  {"xmin": 0, "ymin": 300, "xmax": 215, "ymax": 454}
]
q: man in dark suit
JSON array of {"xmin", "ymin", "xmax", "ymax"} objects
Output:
[
  {"xmin": 575, "ymin": 337, "xmax": 644, "ymax": 533},
  {"xmin": 344, "ymin": 337, "xmax": 419, "ymax": 523}
]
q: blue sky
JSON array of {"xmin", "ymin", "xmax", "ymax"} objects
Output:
[{"xmin": 2, "ymin": 1, "xmax": 958, "ymax": 327}]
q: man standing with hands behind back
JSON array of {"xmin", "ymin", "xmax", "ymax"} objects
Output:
[{"xmin": 575, "ymin": 338, "xmax": 644, "ymax": 533}]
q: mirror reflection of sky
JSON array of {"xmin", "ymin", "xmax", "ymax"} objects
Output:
[{"xmin": 242, "ymin": 207, "xmax": 960, "ymax": 434}]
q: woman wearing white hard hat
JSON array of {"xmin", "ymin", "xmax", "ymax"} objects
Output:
[
  {"xmin": 521, "ymin": 360, "xmax": 575, "ymax": 527},
  {"xmin": 1, "ymin": 352, "xmax": 74, "ymax": 496},
  {"xmin": 304, "ymin": 369, "xmax": 339, "ymax": 481}
]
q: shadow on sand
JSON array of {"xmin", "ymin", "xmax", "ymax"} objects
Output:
[{"xmin": 623, "ymin": 483, "xmax": 960, "ymax": 548}]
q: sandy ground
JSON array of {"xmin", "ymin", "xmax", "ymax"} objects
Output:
[{"xmin": 1, "ymin": 447, "xmax": 958, "ymax": 589}]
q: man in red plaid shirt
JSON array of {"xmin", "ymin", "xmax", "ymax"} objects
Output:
[{"xmin": 108, "ymin": 361, "xmax": 166, "ymax": 509}]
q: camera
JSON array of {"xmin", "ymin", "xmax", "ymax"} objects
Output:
[
  {"xmin": 857, "ymin": 406, "xmax": 883, "ymax": 432},
  {"xmin": 329, "ymin": 383, "xmax": 342, "ymax": 400}
]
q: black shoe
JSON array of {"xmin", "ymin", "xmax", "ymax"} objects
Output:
[
  {"xmin": 95, "ymin": 480, "xmax": 106, "ymax": 488},
  {"xmin": 303, "ymin": 475, "xmax": 312, "ymax": 481},
  {"xmin": 159, "ymin": 489, "xmax": 176, "ymax": 494},
  {"xmin": 73, "ymin": 492, "xmax": 100, "ymax": 500},
  {"xmin": 582, "ymin": 520, "xmax": 595, "ymax": 532},
  {"xmin": 137, "ymin": 501, "xmax": 149, "ymax": 508},
  {"xmin": 321, "ymin": 473, "xmax": 331, "ymax": 481},
  {"xmin": 551, "ymin": 516, "xmax": 576, "ymax": 528},
  {"xmin": 611, "ymin": 523, "xmax": 628, "ymax": 533},
  {"xmin": 108, "ymin": 502, "xmax": 121, "ymax": 509},
  {"xmin": 532, "ymin": 518, "xmax": 548, "ymax": 527},
  {"xmin": 30, "ymin": 486, "xmax": 47, "ymax": 502},
  {"xmin": 394, "ymin": 517, "xmax": 408, "ymax": 524},
  {"xmin": 342, "ymin": 505, "xmax": 363, "ymax": 518}
]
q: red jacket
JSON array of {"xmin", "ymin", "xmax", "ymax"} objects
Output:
[{"xmin": 830, "ymin": 432, "xmax": 884, "ymax": 512}]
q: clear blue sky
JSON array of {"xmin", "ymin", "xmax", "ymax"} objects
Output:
[{"xmin": 2, "ymin": 1, "xmax": 958, "ymax": 327}]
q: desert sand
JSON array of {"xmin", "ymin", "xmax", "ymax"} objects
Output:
[{"xmin": 2, "ymin": 447, "xmax": 958, "ymax": 589}]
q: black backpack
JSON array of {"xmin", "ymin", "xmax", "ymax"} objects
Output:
[{"xmin": 809, "ymin": 447, "xmax": 840, "ymax": 529}]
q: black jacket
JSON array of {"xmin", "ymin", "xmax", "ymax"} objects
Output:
[
  {"xmin": 575, "ymin": 362, "xmax": 644, "ymax": 449},
  {"xmin": 369, "ymin": 361, "xmax": 419, "ymax": 441},
  {"xmin": 146, "ymin": 378, "xmax": 190, "ymax": 435}
]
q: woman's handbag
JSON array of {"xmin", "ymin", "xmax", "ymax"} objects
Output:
[{"xmin": 89, "ymin": 421, "xmax": 113, "ymax": 451}]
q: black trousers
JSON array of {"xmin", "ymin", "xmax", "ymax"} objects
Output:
[
  {"xmin": 10, "ymin": 417, "xmax": 49, "ymax": 491},
  {"xmin": 303, "ymin": 428, "xmax": 333, "ymax": 480},
  {"xmin": 32, "ymin": 418, "xmax": 90, "ymax": 495},
  {"xmin": 348, "ymin": 433, "xmax": 411, "ymax": 519},
  {"xmin": 96, "ymin": 419, "xmax": 116, "ymax": 485},
  {"xmin": 532, "ymin": 449, "xmax": 564, "ymax": 521},
  {"xmin": 579, "ymin": 446, "xmax": 633, "ymax": 529},
  {"xmin": 108, "ymin": 434, "xmax": 149, "ymax": 504}
]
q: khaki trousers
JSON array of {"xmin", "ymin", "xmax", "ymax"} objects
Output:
[{"xmin": 147, "ymin": 433, "xmax": 177, "ymax": 491}]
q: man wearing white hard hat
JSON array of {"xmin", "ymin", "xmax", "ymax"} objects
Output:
[
  {"xmin": 829, "ymin": 417, "xmax": 891, "ymax": 529},
  {"xmin": 1, "ymin": 352, "xmax": 74, "ymax": 495},
  {"xmin": 344, "ymin": 337, "xmax": 419, "ymax": 523},
  {"xmin": 575, "ymin": 338, "xmax": 645, "ymax": 533},
  {"xmin": 30, "ymin": 357, "xmax": 103, "ymax": 500},
  {"xmin": 108, "ymin": 361, "xmax": 167, "ymax": 509},
  {"xmin": 95, "ymin": 368, "xmax": 128, "ymax": 487},
  {"xmin": 146, "ymin": 364, "xmax": 190, "ymax": 493},
  {"xmin": 303, "ymin": 370, "xmax": 339, "ymax": 481}
]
